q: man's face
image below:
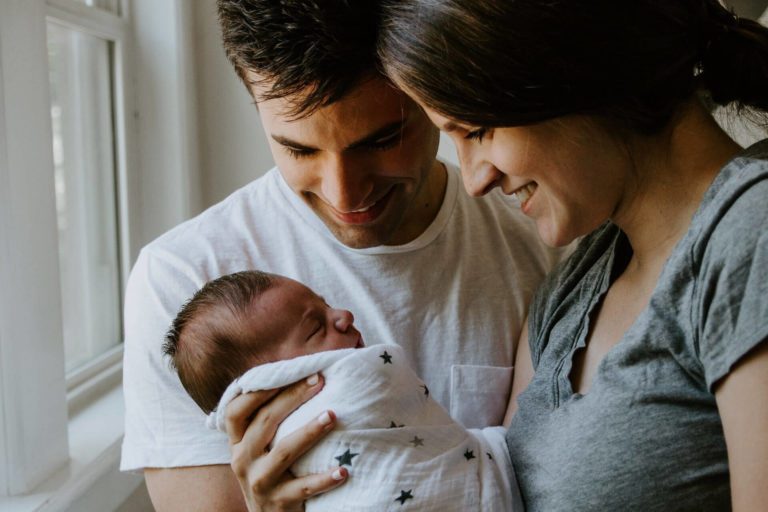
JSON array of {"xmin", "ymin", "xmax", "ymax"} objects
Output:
[{"xmin": 251, "ymin": 75, "xmax": 443, "ymax": 248}]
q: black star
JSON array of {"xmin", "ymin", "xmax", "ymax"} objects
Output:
[
  {"xmin": 395, "ymin": 489, "xmax": 414, "ymax": 505},
  {"xmin": 486, "ymin": 452, "xmax": 493, "ymax": 460},
  {"xmin": 334, "ymin": 448, "xmax": 358, "ymax": 466},
  {"xmin": 464, "ymin": 449, "xmax": 475, "ymax": 461},
  {"xmin": 420, "ymin": 384, "xmax": 429, "ymax": 396},
  {"xmin": 410, "ymin": 436, "xmax": 424, "ymax": 447},
  {"xmin": 380, "ymin": 351, "xmax": 393, "ymax": 364},
  {"xmin": 389, "ymin": 420, "xmax": 404, "ymax": 428}
]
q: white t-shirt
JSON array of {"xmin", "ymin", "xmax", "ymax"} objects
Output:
[{"xmin": 120, "ymin": 162, "xmax": 560, "ymax": 471}]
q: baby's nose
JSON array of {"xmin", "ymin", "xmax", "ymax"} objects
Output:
[{"xmin": 333, "ymin": 309, "xmax": 354, "ymax": 332}]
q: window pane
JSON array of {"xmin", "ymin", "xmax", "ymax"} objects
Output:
[
  {"xmin": 71, "ymin": 0, "xmax": 120, "ymax": 15},
  {"xmin": 47, "ymin": 22, "xmax": 122, "ymax": 374}
]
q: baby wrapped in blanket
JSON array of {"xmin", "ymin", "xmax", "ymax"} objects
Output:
[{"xmin": 164, "ymin": 270, "xmax": 522, "ymax": 511}]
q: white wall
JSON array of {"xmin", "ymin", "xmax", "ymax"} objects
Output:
[{"xmin": 192, "ymin": 0, "xmax": 274, "ymax": 210}]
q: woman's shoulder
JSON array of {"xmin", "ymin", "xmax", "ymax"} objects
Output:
[
  {"xmin": 692, "ymin": 139, "xmax": 768, "ymax": 261},
  {"xmin": 685, "ymin": 140, "xmax": 768, "ymax": 389}
]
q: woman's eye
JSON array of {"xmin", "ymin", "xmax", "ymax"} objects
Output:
[{"xmin": 464, "ymin": 127, "xmax": 488, "ymax": 143}]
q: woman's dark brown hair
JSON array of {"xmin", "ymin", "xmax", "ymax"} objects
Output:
[{"xmin": 378, "ymin": 0, "xmax": 768, "ymax": 133}]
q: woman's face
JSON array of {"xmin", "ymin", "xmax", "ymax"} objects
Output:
[{"xmin": 421, "ymin": 106, "xmax": 632, "ymax": 247}]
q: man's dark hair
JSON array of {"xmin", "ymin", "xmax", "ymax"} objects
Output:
[
  {"xmin": 163, "ymin": 271, "xmax": 276, "ymax": 414},
  {"xmin": 217, "ymin": 0, "xmax": 382, "ymax": 118}
]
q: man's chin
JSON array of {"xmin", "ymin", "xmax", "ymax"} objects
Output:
[
  {"xmin": 306, "ymin": 195, "xmax": 408, "ymax": 248},
  {"xmin": 325, "ymin": 224, "xmax": 393, "ymax": 249}
]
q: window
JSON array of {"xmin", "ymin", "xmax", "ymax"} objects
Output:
[
  {"xmin": 0, "ymin": 0, "xmax": 136, "ymax": 501},
  {"xmin": 2, "ymin": 0, "xmax": 197, "ymax": 504},
  {"xmin": 47, "ymin": 21, "xmax": 123, "ymax": 376}
]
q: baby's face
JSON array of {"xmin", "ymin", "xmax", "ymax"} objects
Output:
[{"xmin": 254, "ymin": 277, "xmax": 364, "ymax": 361}]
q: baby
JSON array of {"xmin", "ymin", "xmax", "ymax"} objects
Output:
[{"xmin": 164, "ymin": 270, "xmax": 521, "ymax": 511}]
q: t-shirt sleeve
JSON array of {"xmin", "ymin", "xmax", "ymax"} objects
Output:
[
  {"xmin": 696, "ymin": 178, "xmax": 768, "ymax": 391},
  {"xmin": 120, "ymin": 248, "xmax": 231, "ymax": 471}
]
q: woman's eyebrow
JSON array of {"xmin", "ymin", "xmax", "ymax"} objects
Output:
[{"xmin": 442, "ymin": 121, "xmax": 459, "ymax": 133}]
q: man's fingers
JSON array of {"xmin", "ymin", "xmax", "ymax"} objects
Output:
[
  {"xmin": 273, "ymin": 467, "xmax": 348, "ymax": 504},
  {"xmin": 224, "ymin": 388, "xmax": 281, "ymax": 445}
]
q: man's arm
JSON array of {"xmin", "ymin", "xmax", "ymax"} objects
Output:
[
  {"xmin": 144, "ymin": 377, "xmax": 345, "ymax": 512},
  {"xmin": 715, "ymin": 340, "xmax": 768, "ymax": 511},
  {"xmin": 503, "ymin": 319, "xmax": 534, "ymax": 427},
  {"xmin": 145, "ymin": 465, "xmax": 247, "ymax": 512}
]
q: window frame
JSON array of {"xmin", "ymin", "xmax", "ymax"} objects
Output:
[
  {"xmin": 0, "ymin": 0, "xmax": 140, "ymax": 500},
  {"xmin": 1, "ymin": 0, "xmax": 204, "ymax": 507}
]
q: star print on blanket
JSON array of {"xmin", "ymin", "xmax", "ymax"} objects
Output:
[{"xmin": 208, "ymin": 344, "xmax": 520, "ymax": 511}]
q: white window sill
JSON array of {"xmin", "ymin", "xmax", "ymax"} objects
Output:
[{"xmin": 0, "ymin": 367, "xmax": 143, "ymax": 512}]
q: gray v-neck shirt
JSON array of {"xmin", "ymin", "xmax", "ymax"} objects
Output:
[{"xmin": 506, "ymin": 140, "xmax": 768, "ymax": 511}]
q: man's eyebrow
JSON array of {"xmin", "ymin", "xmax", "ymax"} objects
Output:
[
  {"xmin": 270, "ymin": 120, "xmax": 406, "ymax": 152},
  {"xmin": 346, "ymin": 120, "xmax": 404, "ymax": 150},
  {"xmin": 271, "ymin": 135, "xmax": 316, "ymax": 151}
]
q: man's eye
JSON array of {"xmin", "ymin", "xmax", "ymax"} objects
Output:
[
  {"xmin": 285, "ymin": 146, "xmax": 314, "ymax": 159},
  {"xmin": 464, "ymin": 127, "xmax": 488, "ymax": 143},
  {"xmin": 370, "ymin": 133, "xmax": 401, "ymax": 150}
]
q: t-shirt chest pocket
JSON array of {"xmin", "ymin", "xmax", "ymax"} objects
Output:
[{"xmin": 450, "ymin": 364, "xmax": 514, "ymax": 428}]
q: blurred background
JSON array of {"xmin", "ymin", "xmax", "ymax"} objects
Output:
[{"xmin": 0, "ymin": 1, "xmax": 766, "ymax": 511}]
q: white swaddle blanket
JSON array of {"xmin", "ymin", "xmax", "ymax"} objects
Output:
[{"xmin": 208, "ymin": 344, "xmax": 522, "ymax": 511}]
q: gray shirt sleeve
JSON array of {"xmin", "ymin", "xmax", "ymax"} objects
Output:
[{"xmin": 696, "ymin": 178, "xmax": 768, "ymax": 390}]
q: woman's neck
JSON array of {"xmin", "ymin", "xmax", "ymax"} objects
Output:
[{"xmin": 612, "ymin": 100, "xmax": 742, "ymax": 278}]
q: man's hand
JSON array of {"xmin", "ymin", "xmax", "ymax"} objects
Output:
[{"xmin": 226, "ymin": 373, "xmax": 348, "ymax": 512}]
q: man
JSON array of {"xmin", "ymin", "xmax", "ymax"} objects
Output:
[{"xmin": 120, "ymin": 1, "xmax": 559, "ymax": 510}]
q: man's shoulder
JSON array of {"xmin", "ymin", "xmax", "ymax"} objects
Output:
[{"xmin": 146, "ymin": 168, "xmax": 281, "ymax": 252}]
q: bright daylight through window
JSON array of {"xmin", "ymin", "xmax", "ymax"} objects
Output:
[{"xmin": 47, "ymin": 21, "xmax": 123, "ymax": 374}]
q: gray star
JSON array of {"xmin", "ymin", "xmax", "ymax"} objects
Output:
[
  {"xmin": 380, "ymin": 351, "xmax": 393, "ymax": 364},
  {"xmin": 395, "ymin": 489, "xmax": 414, "ymax": 505},
  {"xmin": 334, "ymin": 448, "xmax": 358, "ymax": 466},
  {"xmin": 410, "ymin": 436, "xmax": 424, "ymax": 447}
]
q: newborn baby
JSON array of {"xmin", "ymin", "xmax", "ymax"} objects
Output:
[{"xmin": 164, "ymin": 270, "xmax": 521, "ymax": 511}]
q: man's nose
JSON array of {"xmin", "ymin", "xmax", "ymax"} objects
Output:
[
  {"xmin": 320, "ymin": 155, "xmax": 372, "ymax": 211},
  {"xmin": 331, "ymin": 308, "xmax": 354, "ymax": 333}
]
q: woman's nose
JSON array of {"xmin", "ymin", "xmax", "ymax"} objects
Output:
[
  {"xmin": 461, "ymin": 163, "xmax": 504, "ymax": 197},
  {"xmin": 332, "ymin": 309, "xmax": 354, "ymax": 332}
]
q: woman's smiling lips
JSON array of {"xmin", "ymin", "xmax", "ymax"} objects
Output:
[{"xmin": 511, "ymin": 182, "xmax": 538, "ymax": 213}]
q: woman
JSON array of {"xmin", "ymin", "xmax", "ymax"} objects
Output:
[{"xmin": 376, "ymin": 0, "xmax": 768, "ymax": 510}]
